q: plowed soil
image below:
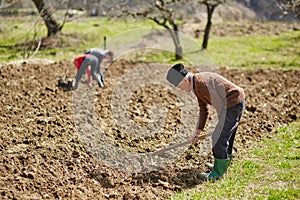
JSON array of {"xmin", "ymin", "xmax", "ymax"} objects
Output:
[{"xmin": 0, "ymin": 59, "xmax": 299, "ymax": 200}]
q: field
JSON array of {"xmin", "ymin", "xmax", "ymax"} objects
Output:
[{"xmin": 0, "ymin": 17, "xmax": 300, "ymax": 199}]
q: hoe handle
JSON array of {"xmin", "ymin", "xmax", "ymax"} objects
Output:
[{"xmin": 150, "ymin": 132, "xmax": 212, "ymax": 156}]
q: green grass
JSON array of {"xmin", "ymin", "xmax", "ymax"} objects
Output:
[
  {"xmin": 1, "ymin": 17, "xmax": 299, "ymax": 70},
  {"xmin": 0, "ymin": 17, "xmax": 158, "ymax": 62},
  {"xmin": 170, "ymin": 120, "xmax": 300, "ymax": 200},
  {"xmin": 208, "ymin": 31, "xmax": 300, "ymax": 69}
]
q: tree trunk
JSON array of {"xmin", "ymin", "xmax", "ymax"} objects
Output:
[
  {"xmin": 202, "ymin": 4, "xmax": 216, "ymax": 49},
  {"xmin": 171, "ymin": 21, "xmax": 183, "ymax": 60},
  {"xmin": 152, "ymin": 16, "xmax": 183, "ymax": 60},
  {"xmin": 32, "ymin": 0, "xmax": 62, "ymax": 37},
  {"xmin": 175, "ymin": 45, "xmax": 183, "ymax": 60},
  {"xmin": 166, "ymin": 27, "xmax": 182, "ymax": 60}
]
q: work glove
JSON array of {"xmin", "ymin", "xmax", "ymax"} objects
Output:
[
  {"xmin": 95, "ymin": 75, "xmax": 104, "ymax": 88},
  {"xmin": 98, "ymin": 80, "xmax": 104, "ymax": 88},
  {"xmin": 72, "ymin": 79, "xmax": 78, "ymax": 90}
]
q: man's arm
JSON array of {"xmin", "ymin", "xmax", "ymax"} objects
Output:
[
  {"xmin": 196, "ymin": 100, "xmax": 209, "ymax": 131},
  {"xmin": 192, "ymin": 100, "xmax": 209, "ymax": 144},
  {"xmin": 99, "ymin": 66, "xmax": 105, "ymax": 84}
]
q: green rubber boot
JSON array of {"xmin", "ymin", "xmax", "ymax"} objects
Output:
[
  {"xmin": 207, "ymin": 154, "xmax": 233, "ymax": 170},
  {"xmin": 202, "ymin": 158, "xmax": 230, "ymax": 180}
]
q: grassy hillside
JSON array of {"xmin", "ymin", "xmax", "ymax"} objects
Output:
[
  {"xmin": 1, "ymin": 17, "xmax": 299, "ymax": 70},
  {"xmin": 0, "ymin": 17, "xmax": 158, "ymax": 62},
  {"xmin": 208, "ymin": 31, "xmax": 300, "ymax": 69}
]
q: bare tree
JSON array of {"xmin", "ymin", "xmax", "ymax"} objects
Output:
[
  {"xmin": 120, "ymin": 0, "xmax": 183, "ymax": 60},
  {"xmin": 103, "ymin": 0, "xmax": 230, "ymax": 55},
  {"xmin": 31, "ymin": 0, "xmax": 64, "ymax": 37},
  {"xmin": 189, "ymin": 0, "xmax": 228, "ymax": 49},
  {"xmin": 276, "ymin": 0, "xmax": 300, "ymax": 19}
]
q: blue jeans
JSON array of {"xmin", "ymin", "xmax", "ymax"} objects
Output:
[{"xmin": 212, "ymin": 100, "xmax": 245, "ymax": 159}]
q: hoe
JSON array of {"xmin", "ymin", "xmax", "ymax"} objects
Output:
[{"xmin": 148, "ymin": 131, "xmax": 213, "ymax": 166}]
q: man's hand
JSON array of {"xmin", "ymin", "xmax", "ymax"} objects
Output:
[{"xmin": 191, "ymin": 129, "xmax": 202, "ymax": 145}]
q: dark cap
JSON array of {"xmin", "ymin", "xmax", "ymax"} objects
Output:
[
  {"xmin": 166, "ymin": 63, "xmax": 188, "ymax": 86},
  {"xmin": 104, "ymin": 50, "xmax": 114, "ymax": 61},
  {"xmin": 105, "ymin": 50, "xmax": 114, "ymax": 57}
]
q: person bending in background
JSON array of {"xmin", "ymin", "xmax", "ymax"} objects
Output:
[
  {"xmin": 84, "ymin": 48, "xmax": 114, "ymax": 86},
  {"xmin": 166, "ymin": 63, "xmax": 246, "ymax": 180},
  {"xmin": 73, "ymin": 54, "xmax": 104, "ymax": 90}
]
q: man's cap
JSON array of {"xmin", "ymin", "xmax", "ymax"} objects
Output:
[
  {"xmin": 105, "ymin": 50, "xmax": 114, "ymax": 57},
  {"xmin": 166, "ymin": 63, "xmax": 188, "ymax": 86}
]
